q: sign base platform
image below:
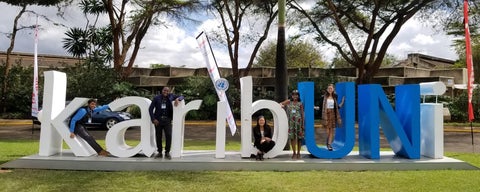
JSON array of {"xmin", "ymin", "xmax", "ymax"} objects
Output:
[{"xmin": 2, "ymin": 150, "xmax": 477, "ymax": 171}]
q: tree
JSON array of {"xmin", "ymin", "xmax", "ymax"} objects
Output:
[
  {"xmin": 208, "ymin": 0, "xmax": 279, "ymax": 86},
  {"xmin": 63, "ymin": 64, "xmax": 122, "ymax": 102},
  {"xmin": 255, "ymin": 40, "xmax": 327, "ymax": 68},
  {"xmin": 276, "ymin": 0, "xmax": 287, "ymax": 104},
  {"xmin": 102, "ymin": 0, "xmax": 200, "ymax": 79},
  {"xmin": 63, "ymin": 27, "xmax": 89, "ymax": 58},
  {"xmin": 331, "ymin": 52, "xmax": 397, "ymax": 68},
  {"xmin": 63, "ymin": 0, "xmax": 112, "ymax": 68},
  {"xmin": 0, "ymin": 0, "xmax": 67, "ymax": 114},
  {"xmin": 440, "ymin": 0, "xmax": 480, "ymax": 82},
  {"xmin": 291, "ymin": 0, "xmax": 438, "ymax": 84}
]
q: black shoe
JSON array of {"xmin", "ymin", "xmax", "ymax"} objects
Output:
[
  {"xmin": 259, "ymin": 153, "xmax": 264, "ymax": 161},
  {"xmin": 154, "ymin": 153, "xmax": 163, "ymax": 159},
  {"xmin": 165, "ymin": 152, "xmax": 171, "ymax": 160},
  {"xmin": 327, "ymin": 144, "xmax": 333, "ymax": 151}
]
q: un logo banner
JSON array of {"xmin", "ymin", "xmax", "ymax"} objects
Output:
[{"xmin": 215, "ymin": 78, "xmax": 229, "ymax": 91}]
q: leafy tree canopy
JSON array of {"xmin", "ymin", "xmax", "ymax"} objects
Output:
[
  {"xmin": 0, "ymin": 0, "xmax": 66, "ymax": 6},
  {"xmin": 433, "ymin": 1, "xmax": 480, "ymax": 82},
  {"xmin": 255, "ymin": 39, "xmax": 326, "ymax": 68},
  {"xmin": 291, "ymin": 0, "xmax": 440, "ymax": 84},
  {"xmin": 103, "ymin": 0, "xmax": 201, "ymax": 79},
  {"xmin": 207, "ymin": 0, "xmax": 280, "ymax": 86}
]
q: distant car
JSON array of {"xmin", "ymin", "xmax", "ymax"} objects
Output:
[
  {"xmin": 84, "ymin": 109, "xmax": 133, "ymax": 129},
  {"xmin": 33, "ymin": 109, "xmax": 133, "ymax": 130}
]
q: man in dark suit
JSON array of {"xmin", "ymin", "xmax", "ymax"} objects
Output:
[{"xmin": 149, "ymin": 87, "xmax": 184, "ymax": 159}]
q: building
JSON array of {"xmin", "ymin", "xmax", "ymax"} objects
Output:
[
  {"xmin": 127, "ymin": 53, "xmax": 463, "ymax": 96},
  {"xmin": 0, "ymin": 51, "xmax": 80, "ymax": 69},
  {"xmin": 1, "ymin": 51, "xmax": 464, "ymax": 97}
]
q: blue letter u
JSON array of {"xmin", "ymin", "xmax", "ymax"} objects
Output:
[{"xmin": 299, "ymin": 82, "xmax": 355, "ymax": 159}]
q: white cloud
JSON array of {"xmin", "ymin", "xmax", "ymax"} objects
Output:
[
  {"xmin": 134, "ymin": 23, "xmax": 202, "ymax": 68},
  {"xmin": 388, "ymin": 17, "xmax": 457, "ymax": 61},
  {"xmin": 411, "ymin": 34, "xmax": 439, "ymax": 45}
]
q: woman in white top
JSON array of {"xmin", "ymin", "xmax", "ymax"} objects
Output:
[{"xmin": 321, "ymin": 84, "xmax": 344, "ymax": 151}]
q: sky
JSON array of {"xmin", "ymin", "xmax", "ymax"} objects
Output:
[{"xmin": 0, "ymin": 2, "xmax": 459, "ymax": 69}]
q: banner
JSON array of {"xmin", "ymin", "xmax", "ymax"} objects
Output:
[
  {"xmin": 196, "ymin": 32, "xmax": 237, "ymax": 135},
  {"xmin": 31, "ymin": 17, "xmax": 39, "ymax": 117},
  {"xmin": 464, "ymin": 0, "xmax": 475, "ymax": 122}
]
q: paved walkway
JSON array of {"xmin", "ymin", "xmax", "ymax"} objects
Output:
[{"xmin": 0, "ymin": 119, "xmax": 479, "ymax": 153}]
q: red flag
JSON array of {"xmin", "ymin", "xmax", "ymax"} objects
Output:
[{"xmin": 464, "ymin": 0, "xmax": 475, "ymax": 122}]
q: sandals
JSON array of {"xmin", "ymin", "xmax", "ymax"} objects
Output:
[{"xmin": 291, "ymin": 153, "xmax": 301, "ymax": 159}]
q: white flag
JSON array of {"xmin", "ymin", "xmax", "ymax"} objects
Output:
[
  {"xmin": 196, "ymin": 32, "xmax": 237, "ymax": 135},
  {"xmin": 31, "ymin": 17, "xmax": 39, "ymax": 117}
]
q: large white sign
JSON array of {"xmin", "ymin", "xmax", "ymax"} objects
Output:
[
  {"xmin": 38, "ymin": 71, "xmax": 288, "ymax": 158},
  {"xmin": 38, "ymin": 71, "xmax": 442, "ymax": 160}
]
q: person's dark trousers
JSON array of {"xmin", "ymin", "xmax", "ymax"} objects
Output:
[
  {"xmin": 155, "ymin": 119, "xmax": 172, "ymax": 153},
  {"xmin": 259, "ymin": 141, "xmax": 276, "ymax": 153},
  {"xmin": 74, "ymin": 124, "xmax": 103, "ymax": 153}
]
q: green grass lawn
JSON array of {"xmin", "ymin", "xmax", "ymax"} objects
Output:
[{"xmin": 1, "ymin": 139, "xmax": 479, "ymax": 192}]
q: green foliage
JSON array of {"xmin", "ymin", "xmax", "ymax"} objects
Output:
[
  {"xmin": 331, "ymin": 52, "xmax": 398, "ymax": 68},
  {"xmin": 63, "ymin": 0, "xmax": 112, "ymax": 66},
  {"xmin": 291, "ymin": 1, "xmax": 439, "ymax": 83},
  {"xmin": 330, "ymin": 53, "xmax": 351, "ymax": 68},
  {"xmin": 62, "ymin": 27, "xmax": 88, "ymax": 58},
  {"xmin": 0, "ymin": 60, "xmax": 145, "ymax": 118},
  {"xmin": 288, "ymin": 69, "xmax": 344, "ymax": 117},
  {"xmin": 446, "ymin": 87, "xmax": 480, "ymax": 122},
  {"xmin": 175, "ymin": 76, "xmax": 217, "ymax": 119},
  {"xmin": 62, "ymin": 63, "xmax": 152, "ymax": 105},
  {"xmin": 62, "ymin": 25, "xmax": 113, "ymax": 66},
  {"xmin": 432, "ymin": 1, "xmax": 480, "ymax": 81},
  {"xmin": 150, "ymin": 64, "xmax": 169, "ymax": 68},
  {"xmin": 1, "ymin": 140, "xmax": 480, "ymax": 191},
  {"xmin": 255, "ymin": 40, "xmax": 327, "ymax": 68},
  {"xmin": 126, "ymin": 105, "xmax": 141, "ymax": 118},
  {"xmin": 0, "ymin": 64, "xmax": 43, "ymax": 118},
  {"xmin": 175, "ymin": 76, "xmax": 242, "ymax": 120},
  {"xmin": 62, "ymin": 64, "xmax": 119, "ymax": 103},
  {"xmin": 155, "ymin": 67, "xmax": 346, "ymax": 119},
  {"xmin": 0, "ymin": 0, "xmax": 67, "ymax": 6},
  {"xmin": 453, "ymin": 44, "xmax": 480, "ymax": 83}
]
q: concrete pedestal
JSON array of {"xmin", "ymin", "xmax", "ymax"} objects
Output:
[{"xmin": 420, "ymin": 103, "xmax": 444, "ymax": 159}]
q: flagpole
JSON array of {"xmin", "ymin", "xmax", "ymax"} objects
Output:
[{"xmin": 471, "ymin": 122, "xmax": 474, "ymax": 145}]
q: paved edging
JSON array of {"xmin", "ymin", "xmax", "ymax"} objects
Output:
[
  {"xmin": 0, "ymin": 120, "xmax": 33, "ymax": 126},
  {"xmin": 1, "ymin": 119, "xmax": 479, "ymax": 133}
]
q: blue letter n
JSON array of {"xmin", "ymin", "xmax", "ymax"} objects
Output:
[{"xmin": 358, "ymin": 84, "xmax": 420, "ymax": 159}]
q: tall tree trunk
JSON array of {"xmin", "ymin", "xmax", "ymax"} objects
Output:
[
  {"xmin": 275, "ymin": 0, "xmax": 287, "ymax": 102},
  {"xmin": 1, "ymin": 5, "xmax": 26, "ymax": 113}
]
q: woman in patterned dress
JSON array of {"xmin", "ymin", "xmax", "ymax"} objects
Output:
[
  {"xmin": 322, "ymin": 84, "xmax": 344, "ymax": 151},
  {"xmin": 280, "ymin": 90, "xmax": 304, "ymax": 159}
]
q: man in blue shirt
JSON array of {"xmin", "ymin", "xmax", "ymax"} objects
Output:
[
  {"xmin": 149, "ymin": 87, "xmax": 184, "ymax": 159},
  {"xmin": 69, "ymin": 99, "xmax": 110, "ymax": 156}
]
